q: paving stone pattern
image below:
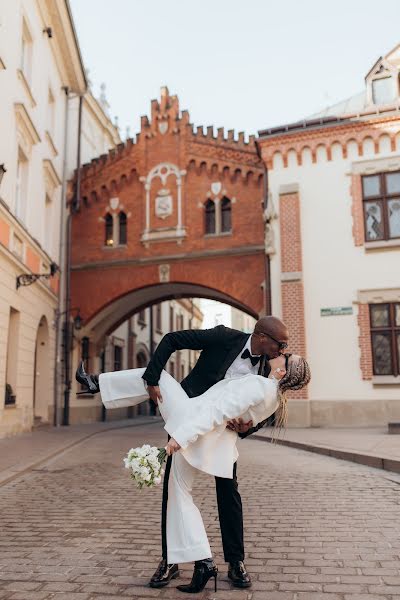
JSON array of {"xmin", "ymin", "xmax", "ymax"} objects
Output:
[{"xmin": 0, "ymin": 422, "xmax": 399, "ymax": 599}]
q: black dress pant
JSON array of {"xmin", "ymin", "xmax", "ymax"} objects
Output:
[{"xmin": 161, "ymin": 456, "xmax": 244, "ymax": 563}]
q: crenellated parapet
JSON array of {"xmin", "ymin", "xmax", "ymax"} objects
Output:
[{"xmin": 70, "ymin": 87, "xmax": 264, "ymax": 208}]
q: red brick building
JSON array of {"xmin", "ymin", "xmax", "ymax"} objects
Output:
[{"xmin": 69, "ymin": 88, "xmax": 267, "ymax": 406}]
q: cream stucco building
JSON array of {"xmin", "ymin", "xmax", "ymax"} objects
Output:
[
  {"xmin": 257, "ymin": 44, "xmax": 400, "ymax": 427},
  {"xmin": 0, "ymin": 0, "xmax": 120, "ymax": 437}
]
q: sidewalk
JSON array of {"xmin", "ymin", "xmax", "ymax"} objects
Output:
[
  {"xmin": 254, "ymin": 426, "xmax": 400, "ymax": 473},
  {"xmin": 0, "ymin": 416, "xmax": 162, "ymax": 487}
]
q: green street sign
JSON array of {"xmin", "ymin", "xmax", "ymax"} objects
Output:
[{"xmin": 320, "ymin": 306, "xmax": 353, "ymax": 317}]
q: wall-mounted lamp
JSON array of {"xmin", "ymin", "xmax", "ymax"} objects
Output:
[
  {"xmin": 16, "ymin": 261, "xmax": 59, "ymax": 289},
  {"xmin": 0, "ymin": 164, "xmax": 6, "ymax": 187}
]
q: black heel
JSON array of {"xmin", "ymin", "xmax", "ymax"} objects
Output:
[
  {"xmin": 176, "ymin": 559, "xmax": 218, "ymax": 594},
  {"xmin": 75, "ymin": 361, "xmax": 100, "ymax": 395}
]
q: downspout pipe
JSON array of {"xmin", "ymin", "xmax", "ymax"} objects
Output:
[
  {"xmin": 255, "ymin": 140, "xmax": 272, "ymax": 316},
  {"xmin": 62, "ymin": 93, "xmax": 84, "ymax": 426},
  {"xmin": 54, "ymin": 86, "xmax": 70, "ymax": 426}
]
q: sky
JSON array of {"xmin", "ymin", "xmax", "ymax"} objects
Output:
[{"xmin": 69, "ymin": 0, "xmax": 400, "ymax": 140}]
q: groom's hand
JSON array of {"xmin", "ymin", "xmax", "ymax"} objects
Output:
[
  {"xmin": 227, "ymin": 418, "xmax": 253, "ymax": 433},
  {"xmin": 147, "ymin": 385, "xmax": 163, "ymax": 404}
]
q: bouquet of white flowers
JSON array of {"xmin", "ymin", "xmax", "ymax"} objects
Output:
[{"xmin": 123, "ymin": 444, "xmax": 167, "ymax": 489}]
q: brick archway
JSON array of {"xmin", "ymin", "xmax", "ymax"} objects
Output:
[
  {"xmin": 70, "ymin": 87, "xmax": 267, "ymax": 345},
  {"xmin": 75, "ymin": 280, "xmax": 261, "ymax": 346}
]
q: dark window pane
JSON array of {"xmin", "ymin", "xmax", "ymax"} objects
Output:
[
  {"xmin": 395, "ymin": 304, "xmax": 400, "ymax": 327},
  {"xmin": 105, "ymin": 213, "xmax": 113, "ymax": 246},
  {"xmin": 387, "ymin": 199, "xmax": 400, "ymax": 238},
  {"xmin": 385, "ymin": 172, "xmax": 400, "ymax": 195},
  {"xmin": 205, "ymin": 200, "xmax": 215, "ymax": 234},
  {"xmin": 114, "ymin": 346, "xmax": 122, "ymax": 371},
  {"xmin": 370, "ymin": 304, "xmax": 390, "ymax": 328},
  {"xmin": 362, "ymin": 175, "xmax": 380, "ymax": 198},
  {"xmin": 371, "ymin": 332, "xmax": 393, "ymax": 375},
  {"xmin": 221, "ymin": 197, "xmax": 232, "ymax": 232},
  {"xmin": 156, "ymin": 304, "xmax": 162, "ymax": 331},
  {"xmin": 397, "ymin": 333, "xmax": 400, "ymax": 372},
  {"xmin": 119, "ymin": 212, "xmax": 127, "ymax": 244},
  {"xmin": 136, "ymin": 351, "xmax": 147, "ymax": 368},
  {"xmin": 364, "ymin": 201, "xmax": 384, "ymax": 241}
]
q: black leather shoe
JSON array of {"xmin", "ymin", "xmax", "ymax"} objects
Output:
[
  {"xmin": 149, "ymin": 558, "xmax": 179, "ymax": 588},
  {"xmin": 177, "ymin": 558, "xmax": 217, "ymax": 594},
  {"xmin": 75, "ymin": 361, "xmax": 100, "ymax": 395},
  {"xmin": 228, "ymin": 561, "xmax": 252, "ymax": 588}
]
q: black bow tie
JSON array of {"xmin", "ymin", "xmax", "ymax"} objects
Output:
[{"xmin": 241, "ymin": 348, "xmax": 261, "ymax": 366}]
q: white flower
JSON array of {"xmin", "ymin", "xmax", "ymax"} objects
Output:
[{"xmin": 154, "ymin": 476, "xmax": 162, "ymax": 485}]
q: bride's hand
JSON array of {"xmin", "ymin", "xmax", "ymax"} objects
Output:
[
  {"xmin": 166, "ymin": 438, "xmax": 181, "ymax": 456},
  {"xmin": 269, "ymin": 355, "xmax": 286, "ymax": 380}
]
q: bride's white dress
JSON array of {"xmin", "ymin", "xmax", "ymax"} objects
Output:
[
  {"xmin": 99, "ymin": 368, "xmax": 278, "ymax": 478},
  {"xmin": 99, "ymin": 367, "xmax": 279, "ymax": 563}
]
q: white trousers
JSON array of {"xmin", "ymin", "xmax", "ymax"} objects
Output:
[
  {"xmin": 99, "ymin": 368, "xmax": 212, "ymax": 564},
  {"xmin": 167, "ymin": 452, "xmax": 212, "ymax": 564}
]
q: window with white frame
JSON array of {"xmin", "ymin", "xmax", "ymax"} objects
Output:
[
  {"xmin": 44, "ymin": 194, "xmax": 53, "ymax": 254},
  {"xmin": 204, "ymin": 197, "xmax": 232, "ymax": 235},
  {"xmin": 372, "ymin": 77, "xmax": 395, "ymax": 105},
  {"xmin": 15, "ymin": 147, "xmax": 29, "ymax": 223},
  {"xmin": 47, "ymin": 88, "xmax": 55, "ymax": 137},
  {"xmin": 20, "ymin": 19, "xmax": 33, "ymax": 85}
]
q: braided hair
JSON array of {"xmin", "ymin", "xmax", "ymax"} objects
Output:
[{"xmin": 273, "ymin": 356, "xmax": 311, "ymax": 432}]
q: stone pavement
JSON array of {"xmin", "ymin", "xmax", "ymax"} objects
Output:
[
  {"xmin": 254, "ymin": 427, "xmax": 400, "ymax": 474},
  {"xmin": 0, "ymin": 420, "xmax": 400, "ymax": 600},
  {"xmin": 0, "ymin": 417, "xmax": 162, "ymax": 486}
]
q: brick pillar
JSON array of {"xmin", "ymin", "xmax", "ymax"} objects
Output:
[
  {"xmin": 279, "ymin": 190, "xmax": 307, "ymax": 399},
  {"xmin": 357, "ymin": 303, "xmax": 373, "ymax": 380},
  {"xmin": 350, "ymin": 174, "xmax": 365, "ymax": 246}
]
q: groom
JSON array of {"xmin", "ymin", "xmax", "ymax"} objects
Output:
[{"xmin": 143, "ymin": 315, "xmax": 289, "ymax": 589}]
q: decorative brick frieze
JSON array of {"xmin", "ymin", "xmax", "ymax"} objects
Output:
[{"xmin": 258, "ymin": 114, "xmax": 400, "ymax": 170}]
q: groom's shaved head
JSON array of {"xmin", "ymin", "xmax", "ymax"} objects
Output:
[{"xmin": 254, "ymin": 316, "xmax": 288, "ymax": 339}]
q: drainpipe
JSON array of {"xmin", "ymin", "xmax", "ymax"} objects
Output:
[
  {"xmin": 62, "ymin": 94, "xmax": 84, "ymax": 426},
  {"xmin": 255, "ymin": 140, "xmax": 272, "ymax": 316},
  {"xmin": 53, "ymin": 86, "xmax": 70, "ymax": 426}
]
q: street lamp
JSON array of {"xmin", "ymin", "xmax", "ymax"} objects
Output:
[
  {"xmin": 54, "ymin": 307, "xmax": 83, "ymax": 426},
  {"xmin": 0, "ymin": 164, "xmax": 7, "ymax": 187}
]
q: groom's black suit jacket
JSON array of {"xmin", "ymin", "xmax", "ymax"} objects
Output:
[{"xmin": 142, "ymin": 324, "xmax": 272, "ymax": 438}]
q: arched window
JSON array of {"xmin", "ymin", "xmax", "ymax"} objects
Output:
[
  {"xmin": 205, "ymin": 200, "xmax": 216, "ymax": 234},
  {"xmin": 105, "ymin": 213, "xmax": 113, "ymax": 246},
  {"xmin": 119, "ymin": 211, "xmax": 127, "ymax": 245},
  {"xmin": 221, "ymin": 197, "xmax": 232, "ymax": 233}
]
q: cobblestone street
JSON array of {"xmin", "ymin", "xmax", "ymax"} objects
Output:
[{"xmin": 1, "ymin": 421, "xmax": 400, "ymax": 600}]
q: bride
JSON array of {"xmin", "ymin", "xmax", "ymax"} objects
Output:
[{"xmin": 77, "ymin": 352, "xmax": 310, "ymax": 593}]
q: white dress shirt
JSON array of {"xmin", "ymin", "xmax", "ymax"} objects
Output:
[{"xmin": 224, "ymin": 335, "xmax": 261, "ymax": 379}]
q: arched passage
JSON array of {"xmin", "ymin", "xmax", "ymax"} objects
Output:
[{"xmin": 76, "ymin": 282, "xmax": 259, "ymax": 346}]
